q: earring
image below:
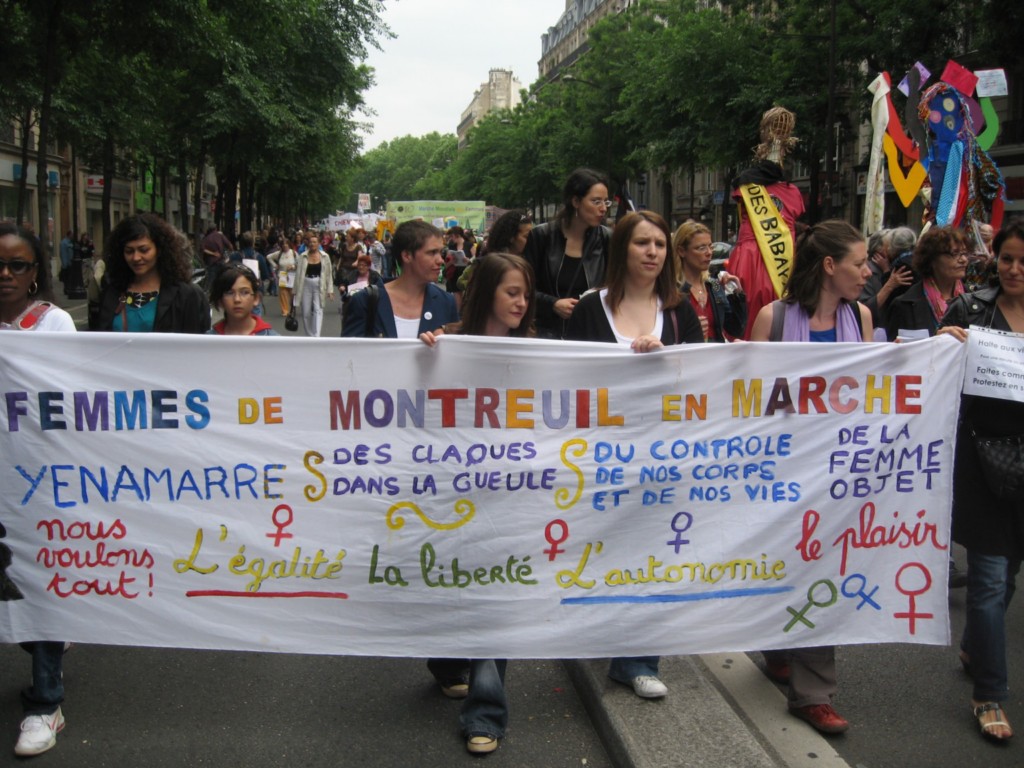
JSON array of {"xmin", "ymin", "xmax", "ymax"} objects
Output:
[{"xmin": 29, "ymin": 281, "xmax": 38, "ymax": 296}]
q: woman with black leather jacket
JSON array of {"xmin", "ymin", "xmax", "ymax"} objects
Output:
[
  {"xmin": 939, "ymin": 220, "xmax": 1024, "ymax": 744},
  {"xmin": 523, "ymin": 168, "xmax": 611, "ymax": 338},
  {"xmin": 97, "ymin": 213, "xmax": 210, "ymax": 334}
]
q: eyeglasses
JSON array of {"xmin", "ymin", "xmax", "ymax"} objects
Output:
[
  {"xmin": 0, "ymin": 259, "xmax": 36, "ymax": 275},
  {"xmin": 943, "ymin": 250, "xmax": 969, "ymax": 260},
  {"xmin": 223, "ymin": 289, "xmax": 255, "ymax": 299},
  {"xmin": 691, "ymin": 244, "xmax": 714, "ymax": 253},
  {"xmin": 588, "ymin": 198, "xmax": 613, "ymax": 208}
]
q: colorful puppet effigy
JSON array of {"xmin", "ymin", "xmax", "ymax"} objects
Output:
[{"xmin": 863, "ymin": 61, "xmax": 1006, "ymax": 236}]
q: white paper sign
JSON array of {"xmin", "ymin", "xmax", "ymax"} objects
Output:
[
  {"xmin": 975, "ymin": 69, "xmax": 1008, "ymax": 98},
  {"xmin": 963, "ymin": 325, "xmax": 1024, "ymax": 402},
  {"xmin": 0, "ymin": 335, "xmax": 965, "ymax": 657}
]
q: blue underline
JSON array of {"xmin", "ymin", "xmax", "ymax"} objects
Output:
[{"xmin": 560, "ymin": 585, "xmax": 795, "ymax": 605}]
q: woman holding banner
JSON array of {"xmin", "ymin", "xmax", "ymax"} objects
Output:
[
  {"xmin": 940, "ymin": 219, "xmax": 1024, "ymax": 743},
  {"xmin": 0, "ymin": 223, "xmax": 75, "ymax": 756},
  {"xmin": 419, "ymin": 252, "xmax": 536, "ymax": 754},
  {"xmin": 566, "ymin": 211, "xmax": 703, "ymax": 698},
  {"xmin": 750, "ymin": 220, "xmax": 873, "ymax": 735}
]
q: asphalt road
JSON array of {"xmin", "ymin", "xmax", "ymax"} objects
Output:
[{"xmin": 0, "ymin": 647, "xmax": 611, "ymax": 767}]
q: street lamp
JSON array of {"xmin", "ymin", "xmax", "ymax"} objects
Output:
[
  {"xmin": 560, "ymin": 73, "xmax": 600, "ymax": 88},
  {"xmin": 560, "ymin": 73, "xmax": 616, "ymax": 190}
]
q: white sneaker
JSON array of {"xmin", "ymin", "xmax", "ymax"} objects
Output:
[
  {"xmin": 631, "ymin": 675, "xmax": 668, "ymax": 698},
  {"xmin": 14, "ymin": 708, "xmax": 64, "ymax": 756}
]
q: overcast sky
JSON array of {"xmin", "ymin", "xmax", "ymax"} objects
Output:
[{"xmin": 357, "ymin": 0, "xmax": 561, "ymax": 151}]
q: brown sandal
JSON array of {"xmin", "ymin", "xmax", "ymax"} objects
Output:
[{"xmin": 974, "ymin": 702, "xmax": 1012, "ymax": 743}]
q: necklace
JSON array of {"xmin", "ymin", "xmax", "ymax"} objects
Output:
[
  {"xmin": 123, "ymin": 289, "xmax": 159, "ymax": 308},
  {"xmin": 691, "ymin": 284, "xmax": 707, "ymax": 309}
]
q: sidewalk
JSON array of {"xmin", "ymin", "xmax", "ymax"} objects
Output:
[{"xmin": 566, "ymin": 653, "xmax": 850, "ymax": 768}]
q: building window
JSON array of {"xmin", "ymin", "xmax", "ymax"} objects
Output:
[{"xmin": 0, "ymin": 186, "xmax": 32, "ymax": 222}]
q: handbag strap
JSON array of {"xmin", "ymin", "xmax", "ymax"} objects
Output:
[{"xmin": 364, "ymin": 284, "xmax": 379, "ymax": 337}]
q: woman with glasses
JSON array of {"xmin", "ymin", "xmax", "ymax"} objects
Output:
[
  {"xmin": 523, "ymin": 168, "xmax": 611, "ymax": 338},
  {"xmin": 674, "ymin": 220, "xmax": 746, "ymax": 342},
  {"xmin": 207, "ymin": 265, "xmax": 278, "ymax": 336},
  {"xmin": 885, "ymin": 225, "xmax": 968, "ymax": 341},
  {"xmin": 0, "ymin": 223, "xmax": 75, "ymax": 756},
  {"xmin": 97, "ymin": 213, "xmax": 210, "ymax": 333}
]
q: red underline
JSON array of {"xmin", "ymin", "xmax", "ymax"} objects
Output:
[{"xmin": 185, "ymin": 590, "xmax": 349, "ymax": 599}]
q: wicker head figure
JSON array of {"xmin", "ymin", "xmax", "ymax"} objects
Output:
[{"xmin": 755, "ymin": 106, "xmax": 799, "ymax": 165}]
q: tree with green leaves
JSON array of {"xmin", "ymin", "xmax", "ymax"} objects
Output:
[{"xmin": 0, "ymin": 0, "xmax": 387, "ymax": 249}]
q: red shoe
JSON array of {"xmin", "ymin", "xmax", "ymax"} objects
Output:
[
  {"xmin": 764, "ymin": 659, "xmax": 790, "ymax": 685},
  {"xmin": 790, "ymin": 703, "xmax": 850, "ymax": 734}
]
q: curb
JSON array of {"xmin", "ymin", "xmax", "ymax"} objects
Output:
[
  {"xmin": 564, "ymin": 655, "xmax": 783, "ymax": 768},
  {"xmin": 565, "ymin": 653, "xmax": 850, "ymax": 768}
]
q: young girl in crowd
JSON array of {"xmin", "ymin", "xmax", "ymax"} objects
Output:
[
  {"xmin": 207, "ymin": 265, "xmax": 278, "ymax": 336},
  {"xmin": 419, "ymin": 252, "xmax": 536, "ymax": 754}
]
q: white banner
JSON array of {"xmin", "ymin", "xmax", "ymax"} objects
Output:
[
  {"xmin": 963, "ymin": 325, "xmax": 1024, "ymax": 403},
  {"xmin": 0, "ymin": 334, "xmax": 966, "ymax": 657}
]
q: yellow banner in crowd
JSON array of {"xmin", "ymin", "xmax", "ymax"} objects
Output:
[{"xmin": 739, "ymin": 183, "xmax": 794, "ymax": 298}]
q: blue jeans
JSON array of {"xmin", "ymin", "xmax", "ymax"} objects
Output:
[
  {"xmin": 962, "ymin": 550, "xmax": 1021, "ymax": 702},
  {"xmin": 20, "ymin": 642, "xmax": 64, "ymax": 715},
  {"xmin": 608, "ymin": 656, "xmax": 659, "ymax": 682},
  {"xmin": 426, "ymin": 657, "xmax": 470, "ymax": 685},
  {"xmin": 459, "ymin": 659, "xmax": 508, "ymax": 739}
]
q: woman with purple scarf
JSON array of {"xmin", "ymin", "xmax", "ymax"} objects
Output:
[{"xmin": 750, "ymin": 220, "xmax": 873, "ymax": 735}]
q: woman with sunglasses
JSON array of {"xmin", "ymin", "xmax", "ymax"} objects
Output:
[
  {"xmin": 0, "ymin": 223, "xmax": 74, "ymax": 756},
  {"xmin": 97, "ymin": 213, "xmax": 210, "ymax": 333},
  {"xmin": 523, "ymin": 168, "xmax": 611, "ymax": 338},
  {"xmin": 0, "ymin": 224, "xmax": 75, "ymax": 332}
]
